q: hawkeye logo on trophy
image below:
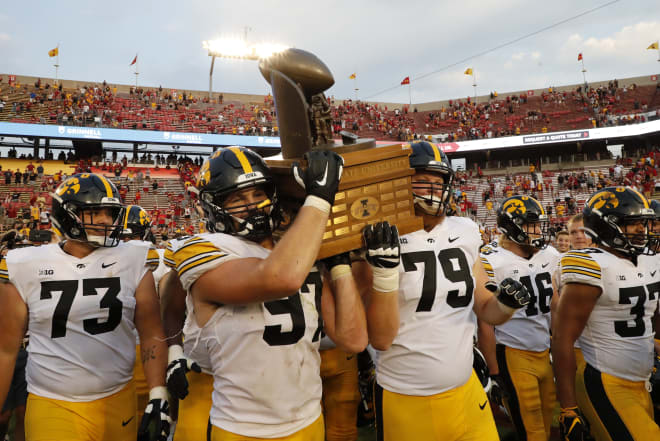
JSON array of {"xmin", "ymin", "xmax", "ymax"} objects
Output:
[{"xmin": 260, "ymin": 48, "xmax": 422, "ymax": 258}]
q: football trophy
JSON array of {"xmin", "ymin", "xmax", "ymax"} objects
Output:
[{"xmin": 260, "ymin": 48, "xmax": 422, "ymax": 258}]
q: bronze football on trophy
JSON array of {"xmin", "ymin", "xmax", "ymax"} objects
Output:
[{"xmin": 259, "ymin": 48, "xmax": 335, "ymax": 97}]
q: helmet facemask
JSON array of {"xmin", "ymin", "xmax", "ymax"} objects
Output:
[
  {"xmin": 412, "ymin": 170, "xmax": 454, "ymax": 217},
  {"xmin": 201, "ymin": 182, "xmax": 282, "ymax": 242},
  {"xmin": 501, "ymin": 212, "xmax": 549, "ymax": 250},
  {"xmin": 63, "ymin": 201, "xmax": 124, "ymax": 247},
  {"xmin": 584, "ymin": 209, "xmax": 655, "ymax": 257}
]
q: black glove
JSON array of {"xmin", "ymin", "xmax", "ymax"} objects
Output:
[
  {"xmin": 486, "ymin": 277, "xmax": 531, "ymax": 310},
  {"xmin": 488, "ymin": 374, "xmax": 507, "ymax": 407},
  {"xmin": 559, "ymin": 407, "xmax": 591, "ymax": 441},
  {"xmin": 292, "ymin": 150, "xmax": 344, "ymax": 205},
  {"xmin": 166, "ymin": 345, "xmax": 202, "ymax": 400},
  {"xmin": 363, "ymin": 221, "xmax": 400, "ymax": 269},
  {"xmin": 138, "ymin": 387, "xmax": 172, "ymax": 441}
]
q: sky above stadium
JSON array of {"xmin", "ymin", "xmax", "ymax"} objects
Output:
[{"xmin": 1, "ymin": 0, "xmax": 659, "ymax": 104}]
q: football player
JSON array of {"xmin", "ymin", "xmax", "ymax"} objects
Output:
[
  {"xmin": 165, "ymin": 146, "xmax": 368, "ymax": 440},
  {"xmin": 479, "ymin": 195, "xmax": 559, "ymax": 441},
  {"xmin": 160, "ymin": 239, "xmax": 211, "ymax": 441},
  {"xmin": 0, "ymin": 173, "xmax": 170, "ymax": 441},
  {"xmin": 365, "ymin": 141, "xmax": 531, "ymax": 441},
  {"xmin": 120, "ymin": 205, "xmax": 163, "ymax": 422},
  {"xmin": 552, "ymin": 187, "xmax": 660, "ymax": 440},
  {"xmin": 648, "ymin": 199, "xmax": 660, "ymax": 423}
]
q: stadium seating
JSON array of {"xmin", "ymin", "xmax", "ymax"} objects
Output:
[{"xmin": 1, "ymin": 76, "xmax": 657, "ymax": 142}]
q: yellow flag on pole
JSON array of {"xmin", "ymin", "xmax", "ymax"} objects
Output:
[
  {"xmin": 648, "ymin": 41, "xmax": 659, "ymax": 50},
  {"xmin": 464, "ymin": 68, "xmax": 473, "ymax": 75},
  {"xmin": 349, "ymin": 73, "xmax": 356, "ymax": 79},
  {"xmin": 48, "ymin": 47, "xmax": 58, "ymax": 57}
]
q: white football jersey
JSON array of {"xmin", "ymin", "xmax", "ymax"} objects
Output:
[
  {"xmin": 560, "ymin": 248, "xmax": 660, "ymax": 381},
  {"xmin": 1, "ymin": 241, "xmax": 150, "ymax": 401},
  {"xmin": 376, "ymin": 216, "xmax": 482, "ymax": 395},
  {"xmin": 481, "ymin": 244, "xmax": 559, "ymax": 352},
  {"xmin": 174, "ymin": 233, "xmax": 323, "ymax": 437},
  {"xmin": 162, "ymin": 238, "xmax": 212, "ymax": 374}
]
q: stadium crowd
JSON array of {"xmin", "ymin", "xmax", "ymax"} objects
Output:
[{"xmin": 1, "ymin": 75, "xmax": 658, "ymax": 143}]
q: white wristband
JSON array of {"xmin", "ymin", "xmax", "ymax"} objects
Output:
[
  {"xmin": 330, "ymin": 264, "xmax": 352, "ymax": 281},
  {"xmin": 303, "ymin": 195, "xmax": 331, "ymax": 214},
  {"xmin": 371, "ymin": 266, "xmax": 399, "ymax": 293},
  {"xmin": 149, "ymin": 386, "xmax": 168, "ymax": 402},
  {"xmin": 168, "ymin": 344, "xmax": 184, "ymax": 363}
]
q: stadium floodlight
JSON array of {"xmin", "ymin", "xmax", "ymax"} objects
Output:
[
  {"xmin": 203, "ymin": 38, "xmax": 288, "ymax": 60},
  {"xmin": 204, "ymin": 37, "xmax": 288, "ymax": 99}
]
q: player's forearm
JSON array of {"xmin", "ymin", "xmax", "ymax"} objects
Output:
[
  {"xmin": 159, "ymin": 271, "xmax": 186, "ymax": 347},
  {"xmin": 331, "ymin": 276, "xmax": 368, "ymax": 353},
  {"xmin": 0, "ymin": 354, "xmax": 18, "ymax": 407},
  {"xmin": 476, "ymin": 295, "xmax": 513, "ymax": 325},
  {"xmin": 551, "ymin": 332, "xmax": 578, "ymax": 408},
  {"xmin": 139, "ymin": 336, "xmax": 168, "ymax": 390},
  {"xmin": 263, "ymin": 205, "xmax": 329, "ymax": 290},
  {"xmin": 477, "ymin": 321, "xmax": 499, "ymax": 375},
  {"xmin": 366, "ymin": 290, "xmax": 400, "ymax": 351}
]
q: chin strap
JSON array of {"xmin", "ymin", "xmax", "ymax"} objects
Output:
[{"xmin": 413, "ymin": 194, "xmax": 445, "ymax": 216}]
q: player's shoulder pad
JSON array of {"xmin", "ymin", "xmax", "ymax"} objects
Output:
[
  {"xmin": 560, "ymin": 248, "xmax": 602, "ymax": 281},
  {"xmin": 172, "ymin": 234, "xmax": 227, "ymax": 278},
  {"xmin": 146, "ymin": 244, "xmax": 160, "ymax": 271}
]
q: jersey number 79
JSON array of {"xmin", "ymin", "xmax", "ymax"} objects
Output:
[{"xmin": 402, "ymin": 248, "xmax": 474, "ymax": 312}]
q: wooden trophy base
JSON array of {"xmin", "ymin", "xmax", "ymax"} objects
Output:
[{"xmin": 266, "ymin": 140, "xmax": 423, "ymax": 259}]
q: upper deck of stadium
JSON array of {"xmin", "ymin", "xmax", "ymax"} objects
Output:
[{"xmin": 0, "ymin": 72, "xmax": 657, "ymax": 144}]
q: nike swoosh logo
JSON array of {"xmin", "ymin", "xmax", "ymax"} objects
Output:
[
  {"xmin": 315, "ymin": 164, "xmax": 329, "ymax": 186},
  {"xmin": 121, "ymin": 416, "xmax": 134, "ymax": 427},
  {"xmin": 479, "ymin": 400, "xmax": 488, "ymax": 410},
  {"xmin": 542, "ymin": 263, "xmax": 549, "ymax": 268},
  {"xmin": 102, "ymin": 262, "xmax": 117, "ymax": 269},
  {"xmin": 448, "ymin": 236, "xmax": 459, "ymax": 243},
  {"xmin": 652, "ymin": 271, "xmax": 657, "ymax": 277}
]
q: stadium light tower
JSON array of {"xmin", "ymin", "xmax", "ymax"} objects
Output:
[{"xmin": 203, "ymin": 37, "xmax": 288, "ymax": 100}]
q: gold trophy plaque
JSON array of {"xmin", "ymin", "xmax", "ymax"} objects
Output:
[{"xmin": 260, "ymin": 49, "xmax": 422, "ymax": 258}]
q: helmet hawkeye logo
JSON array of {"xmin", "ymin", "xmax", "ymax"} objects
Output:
[
  {"xmin": 198, "ymin": 162, "xmax": 211, "ymax": 187},
  {"xmin": 590, "ymin": 191, "xmax": 619, "ymax": 210},
  {"xmin": 56, "ymin": 178, "xmax": 81, "ymax": 196},
  {"xmin": 503, "ymin": 198, "xmax": 526, "ymax": 215}
]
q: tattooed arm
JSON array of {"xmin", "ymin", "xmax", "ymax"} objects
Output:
[{"xmin": 135, "ymin": 270, "xmax": 167, "ymax": 390}]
